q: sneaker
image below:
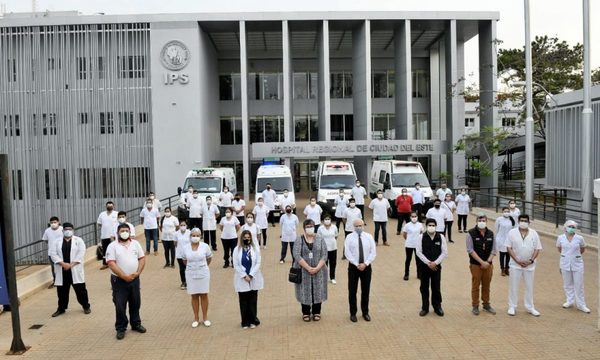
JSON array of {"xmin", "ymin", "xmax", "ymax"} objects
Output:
[
  {"xmin": 403, "ymin": 275, "xmax": 409, "ymax": 281},
  {"xmin": 279, "ymin": 260, "xmax": 284, "ymax": 264},
  {"xmin": 577, "ymin": 306, "xmax": 591, "ymax": 313},
  {"xmin": 153, "ymin": 252, "xmax": 158, "ymax": 256},
  {"xmin": 180, "ymin": 283, "xmax": 186, "ymax": 290},
  {"xmin": 472, "ymin": 306, "xmax": 480, "ymax": 315},
  {"xmin": 242, "ymin": 326, "xmax": 249, "ymax": 329},
  {"xmin": 203, "ymin": 320, "xmax": 211, "ymax": 327},
  {"xmin": 448, "ymin": 240, "xmax": 454, "ymax": 243},
  {"xmin": 163, "ymin": 264, "xmax": 170, "ymax": 268},
  {"xmin": 483, "ymin": 305, "xmax": 496, "ymax": 315},
  {"xmin": 383, "ymin": 242, "xmax": 390, "ymax": 247},
  {"xmin": 250, "ymin": 324, "xmax": 257, "ymax": 329},
  {"xmin": 507, "ymin": 307, "xmax": 516, "ymax": 316},
  {"xmin": 562, "ymin": 302, "xmax": 573, "ymax": 308},
  {"xmin": 527, "ymin": 308, "xmax": 540, "ymax": 317},
  {"xmin": 192, "ymin": 321, "xmax": 199, "ymax": 328},
  {"xmin": 51, "ymin": 310, "xmax": 65, "ymax": 317},
  {"xmin": 331, "ymin": 279, "xmax": 337, "ymax": 285},
  {"xmin": 145, "ymin": 251, "xmax": 150, "ymax": 255}
]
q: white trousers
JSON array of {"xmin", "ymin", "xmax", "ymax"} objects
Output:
[
  {"xmin": 508, "ymin": 267, "xmax": 535, "ymax": 310},
  {"xmin": 561, "ymin": 269, "xmax": 586, "ymax": 308}
]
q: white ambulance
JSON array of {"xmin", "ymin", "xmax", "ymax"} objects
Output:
[
  {"xmin": 315, "ymin": 161, "xmax": 357, "ymax": 215},
  {"xmin": 178, "ymin": 168, "xmax": 237, "ymax": 216},
  {"xmin": 254, "ymin": 165, "xmax": 295, "ymax": 219}
]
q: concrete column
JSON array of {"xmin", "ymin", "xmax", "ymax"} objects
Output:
[
  {"xmin": 444, "ymin": 20, "xmax": 465, "ymax": 189},
  {"xmin": 282, "ymin": 20, "xmax": 294, "ymax": 170},
  {"xmin": 352, "ymin": 20, "xmax": 372, "ymax": 185},
  {"xmin": 429, "ymin": 42, "xmax": 442, "ymax": 179},
  {"xmin": 317, "ymin": 20, "xmax": 331, "ymax": 141},
  {"xmin": 240, "ymin": 21, "xmax": 251, "ymax": 201},
  {"xmin": 478, "ymin": 20, "xmax": 498, "ymax": 195},
  {"xmin": 394, "ymin": 20, "xmax": 412, "ymax": 140}
]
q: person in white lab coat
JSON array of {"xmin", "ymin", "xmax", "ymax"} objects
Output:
[
  {"xmin": 401, "ymin": 211, "xmax": 423, "ymax": 281},
  {"xmin": 187, "ymin": 190, "xmax": 204, "ymax": 232},
  {"xmin": 261, "ymin": 183, "xmax": 278, "ymax": 227},
  {"xmin": 253, "ymin": 198, "xmax": 270, "ymax": 248},
  {"xmin": 495, "ymin": 207, "xmax": 515, "ymax": 276},
  {"xmin": 455, "ymin": 188, "xmax": 471, "ymax": 233},
  {"xmin": 303, "ymin": 197, "xmax": 323, "ymax": 232},
  {"xmin": 42, "ymin": 216, "xmax": 63, "ymax": 286},
  {"xmin": 556, "ymin": 220, "xmax": 590, "ymax": 313},
  {"xmin": 232, "ymin": 230, "xmax": 264, "ymax": 329},
  {"xmin": 351, "ymin": 181, "xmax": 367, "ymax": 220},
  {"xmin": 218, "ymin": 186, "xmax": 234, "ymax": 218},
  {"xmin": 425, "ymin": 199, "xmax": 447, "ymax": 239},
  {"xmin": 49, "ymin": 222, "xmax": 91, "ymax": 317},
  {"xmin": 97, "ymin": 201, "xmax": 118, "ymax": 269}
]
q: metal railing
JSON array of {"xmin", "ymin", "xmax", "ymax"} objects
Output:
[
  {"xmin": 471, "ymin": 189, "xmax": 597, "ymax": 234},
  {"xmin": 14, "ymin": 194, "xmax": 180, "ymax": 270}
]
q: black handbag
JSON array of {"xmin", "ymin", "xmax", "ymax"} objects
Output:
[
  {"xmin": 288, "ymin": 236, "xmax": 304, "ymax": 284},
  {"xmin": 96, "ymin": 244, "xmax": 103, "ymax": 261}
]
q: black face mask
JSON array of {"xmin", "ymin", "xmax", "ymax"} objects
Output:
[
  {"xmin": 107, "ymin": 207, "xmax": 113, "ymax": 211},
  {"xmin": 235, "ymin": 197, "xmax": 240, "ymax": 201},
  {"xmin": 434, "ymin": 204, "xmax": 440, "ymax": 209},
  {"xmin": 243, "ymin": 239, "xmax": 251, "ymax": 246},
  {"xmin": 266, "ymin": 186, "xmax": 271, "ymax": 190},
  {"xmin": 286, "ymin": 209, "xmax": 292, "ymax": 214}
]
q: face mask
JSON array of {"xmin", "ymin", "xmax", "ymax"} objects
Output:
[
  {"xmin": 566, "ymin": 227, "xmax": 576, "ymax": 235},
  {"xmin": 416, "ymin": 186, "xmax": 420, "ymax": 189},
  {"xmin": 402, "ymin": 192, "xmax": 407, "ymax": 196},
  {"xmin": 50, "ymin": 223, "xmax": 59, "ymax": 230},
  {"xmin": 188, "ymin": 189, "xmax": 193, "ymax": 193},
  {"xmin": 310, "ymin": 201, "xmax": 316, "ymax": 205},
  {"xmin": 246, "ymin": 218, "xmax": 254, "ymax": 224},
  {"xmin": 461, "ymin": 191, "xmax": 466, "ymax": 195},
  {"xmin": 224, "ymin": 189, "xmax": 229, "ymax": 193},
  {"xmin": 502, "ymin": 212, "xmax": 510, "ymax": 218},
  {"xmin": 235, "ymin": 197, "xmax": 240, "ymax": 201},
  {"xmin": 411, "ymin": 217, "xmax": 418, "ymax": 223},
  {"xmin": 63, "ymin": 230, "xmax": 74, "ymax": 238},
  {"xmin": 434, "ymin": 204, "xmax": 440, "ymax": 209},
  {"xmin": 427, "ymin": 226, "xmax": 436, "ymax": 234},
  {"xmin": 445, "ymin": 198, "xmax": 451, "ymax": 202},
  {"xmin": 119, "ymin": 231, "xmax": 130, "ymax": 240},
  {"xmin": 146, "ymin": 204, "xmax": 152, "ymax": 209},
  {"xmin": 206, "ymin": 200, "xmax": 212, "ymax": 205},
  {"xmin": 180, "ymin": 226, "xmax": 187, "ymax": 231},
  {"xmin": 340, "ymin": 193, "xmax": 344, "ymax": 197},
  {"xmin": 350, "ymin": 203, "xmax": 356, "ymax": 208},
  {"xmin": 107, "ymin": 207, "xmax": 113, "ymax": 211},
  {"xmin": 509, "ymin": 203, "xmax": 515, "ymax": 209},
  {"xmin": 258, "ymin": 202, "xmax": 263, "ymax": 206},
  {"xmin": 324, "ymin": 219, "xmax": 331, "ymax": 225},
  {"xmin": 193, "ymin": 195, "xmax": 198, "ymax": 199},
  {"xmin": 165, "ymin": 212, "xmax": 171, "ymax": 217},
  {"xmin": 149, "ymin": 196, "xmax": 155, "ymax": 200},
  {"xmin": 226, "ymin": 213, "xmax": 232, "ymax": 218},
  {"xmin": 266, "ymin": 186, "xmax": 271, "ymax": 190},
  {"xmin": 286, "ymin": 209, "xmax": 292, "ymax": 214},
  {"xmin": 243, "ymin": 239, "xmax": 251, "ymax": 246},
  {"xmin": 284, "ymin": 192, "xmax": 289, "ymax": 197},
  {"xmin": 355, "ymin": 183, "xmax": 360, "ymax": 187},
  {"xmin": 519, "ymin": 222, "xmax": 529, "ymax": 229},
  {"xmin": 355, "ymin": 227, "xmax": 363, "ymax": 235},
  {"xmin": 191, "ymin": 236, "xmax": 201, "ymax": 244},
  {"xmin": 118, "ymin": 217, "xmax": 126, "ymax": 224},
  {"xmin": 377, "ymin": 194, "xmax": 383, "ymax": 199},
  {"xmin": 305, "ymin": 227, "xmax": 315, "ymax": 235},
  {"xmin": 477, "ymin": 222, "xmax": 487, "ymax": 229}
]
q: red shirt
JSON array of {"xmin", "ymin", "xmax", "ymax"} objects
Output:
[{"xmin": 395, "ymin": 194, "xmax": 413, "ymax": 213}]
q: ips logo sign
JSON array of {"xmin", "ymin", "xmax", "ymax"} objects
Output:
[{"xmin": 160, "ymin": 40, "xmax": 190, "ymax": 85}]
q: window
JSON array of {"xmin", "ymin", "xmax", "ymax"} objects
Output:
[
  {"xmin": 12, "ymin": 170, "xmax": 23, "ymax": 200},
  {"xmin": 139, "ymin": 112, "xmax": 148, "ymax": 123},
  {"xmin": 378, "ymin": 170, "xmax": 386, "ymax": 184},
  {"xmin": 331, "ymin": 114, "xmax": 353, "ymax": 141},
  {"xmin": 79, "ymin": 168, "xmax": 93, "ymax": 199},
  {"xmin": 372, "ymin": 114, "xmax": 395, "ymax": 140},
  {"xmin": 465, "ymin": 117, "xmax": 475, "ymax": 128},
  {"xmin": 412, "ymin": 70, "xmax": 430, "ymax": 98},
  {"xmin": 372, "ymin": 72, "xmax": 388, "ymax": 98},
  {"xmin": 249, "ymin": 115, "xmax": 284, "ymax": 143},
  {"xmin": 79, "ymin": 113, "xmax": 89, "ymax": 124},
  {"xmin": 44, "ymin": 169, "xmax": 68, "ymax": 199},
  {"xmin": 330, "ymin": 72, "xmax": 353, "ymax": 99},
  {"xmin": 118, "ymin": 112, "xmax": 134, "ymax": 134},
  {"xmin": 220, "ymin": 117, "xmax": 243, "ymax": 145},
  {"xmin": 77, "ymin": 57, "xmax": 88, "ymax": 80},
  {"xmin": 97, "ymin": 56, "xmax": 105, "ymax": 79},
  {"xmin": 100, "ymin": 112, "xmax": 114, "ymax": 134},
  {"xmin": 412, "ymin": 113, "xmax": 430, "ymax": 140},
  {"xmin": 219, "ymin": 74, "xmax": 242, "ymax": 100},
  {"xmin": 502, "ymin": 117, "xmax": 517, "ymax": 127},
  {"xmin": 260, "ymin": 73, "xmax": 282, "ymax": 100},
  {"xmin": 3, "ymin": 115, "xmax": 20, "ymax": 136},
  {"xmin": 294, "ymin": 115, "xmax": 319, "ymax": 142},
  {"xmin": 118, "ymin": 55, "xmax": 145, "ymax": 78},
  {"xmin": 42, "ymin": 113, "xmax": 57, "ymax": 135},
  {"xmin": 48, "ymin": 58, "xmax": 61, "ymax": 70},
  {"xmin": 7, "ymin": 59, "xmax": 16, "ymax": 82}
]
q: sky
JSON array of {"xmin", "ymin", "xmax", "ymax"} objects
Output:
[{"xmin": 1, "ymin": 0, "xmax": 598, "ymax": 89}]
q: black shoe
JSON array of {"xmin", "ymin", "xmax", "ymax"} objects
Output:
[
  {"xmin": 403, "ymin": 275, "xmax": 409, "ymax": 281},
  {"xmin": 350, "ymin": 315, "xmax": 358, "ymax": 322},
  {"xmin": 163, "ymin": 264, "xmax": 170, "ymax": 268},
  {"xmin": 83, "ymin": 307, "xmax": 92, "ymax": 314},
  {"xmin": 51, "ymin": 310, "xmax": 65, "ymax": 317},
  {"xmin": 419, "ymin": 310, "xmax": 428, "ymax": 317},
  {"xmin": 434, "ymin": 308, "xmax": 444, "ymax": 316},
  {"xmin": 223, "ymin": 263, "xmax": 229, "ymax": 268},
  {"xmin": 170, "ymin": 264, "xmax": 175, "ymax": 268},
  {"xmin": 362, "ymin": 314, "xmax": 371, "ymax": 322},
  {"xmin": 132, "ymin": 325, "xmax": 147, "ymax": 333},
  {"xmin": 116, "ymin": 331, "xmax": 125, "ymax": 340},
  {"xmin": 448, "ymin": 240, "xmax": 454, "ymax": 243},
  {"xmin": 254, "ymin": 318, "xmax": 260, "ymax": 326}
]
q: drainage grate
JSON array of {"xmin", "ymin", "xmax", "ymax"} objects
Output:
[{"xmin": 29, "ymin": 324, "xmax": 44, "ymax": 330}]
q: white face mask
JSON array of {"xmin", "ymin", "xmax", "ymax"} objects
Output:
[
  {"xmin": 149, "ymin": 195, "xmax": 155, "ymax": 200},
  {"xmin": 324, "ymin": 219, "xmax": 331, "ymax": 225},
  {"xmin": 310, "ymin": 201, "xmax": 316, "ymax": 205},
  {"xmin": 502, "ymin": 212, "xmax": 510, "ymax": 218},
  {"xmin": 193, "ymin": 194, "xmax": 198, "ymax": 199},
  {"xmin": 509, "ymin": 203, "xmax": 515, "ymax": 209},
  {"xmin": 305, "ymin": 227, "xmax": 315, "ymax": 235},
  {"xmin": 191, "ymin": 236, "xmax": 201, "ymax": 244},
  {"xmin": 206, "ymin": 200, "xmax": 212, "ymax": 205},
  {"xmin": 416, "ymin": 186, "xmax": 420, "ymax": 189},
  {"xmin": 63, "ymin": 230, "xmax": 74, "ymax": 238},
  {"xmin": 377, "ymin": 194, "xmax": 383, "ymax": 199},
  {"xmin": 477, "ymin": 221, "xmax": 487, "ymax": 229},
  {"xmin": 226, "ymin": 213, "xmax": 232, "ymax": 218},
  {"xmin": 427, "ymin": 226, "xmax": 436, "ymax": 234},
  {"xmin": 146, "ymin": 204, "xmax": 152, "ymax": 209},
  {"xmin": 118, "ymin": 217, "xmax": 126, "ymax": 224},
  {"xmin": 461, "ymin": 191, "xmax": 466, "ymax": 195},
  {"xmin": 246, "ymin": 218, "xmax": 254, "ymax": 224},
  {"xmin": 349, "ymin": 203, "xmax": 356, "ymax": 208},
  {"xmin": 119, "ymin": 231, "xmax": 130, "ymax": 240},
  {"xmin": 165, "ymin": 212, "xmax": 171, "ymax": 217},
  {"xmin": 188, "ymin": 189, "xmax": 193, "ymax": 193},
  {"xmin": 284, "ymin": 192, "xmax": 289, "ymax": 197},
  {"xmin": 224, "ymin": 189, "xmax": 229, "ymax": 193},
  {"xmin": 410, "ymin": 217, "xmax": 418, "ymax": 223},
  {"xmin": 258, "ymin": 202, "xmax": 263, "ymax": 206},
  {"xmin": 519, "ymin": 222, "xmax": 529, "ymax": 230},
  {"xmin": 180, "ymin": 226, "xmax": 187, "ymax": 231},
  {"xmin": 50, "ymin": 223, "xmax": 59, "ymax": 230}
]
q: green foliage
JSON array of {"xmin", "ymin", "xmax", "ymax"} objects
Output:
[{"xmin": 454, "ymin": 126, "xmax": 518, "ymax": 177}]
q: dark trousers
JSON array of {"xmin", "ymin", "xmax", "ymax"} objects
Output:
[
  {"xmin": 412, "ymin": 203, "xmax": 423, "ymax": 220},
  {"xmin": 357, "ymin": 205, "xmax": 365, "ymax": 220},
  {"xmin": 162, "ymin": 241, "xmax": 175, "ymax": 266},
  {"xmin": 404, "ymin": 247, "xmax": 419, "ymax": 278},
  {"xmin": 203, "ymin": 230, "xmax": 217, "ymax": 251},
  {"xmin": 144, "ymin": 229, "xmax": 159, "ymax": 252},
  {"xmin": 348, "ymin": 264, "xmax": 372, "ymax": 316},
  {"xmin": 221, "ymin": 238, "xmax": 237, "ymax": 265},
  {"xmin": 280, "ymin": 241, "xmax": 294, "ymax": 261},
  {"xmin": 56, "ymin": 270, "xmax": 90, "ymax": 311},
  {"xmin": 374, "ymin": 221, "xmax": 387, "ymax": 244},
  {"xmin": 396, "ymin": 213, "xmax": 411, "ymax": 232},
  {"xmin": 268, "ymin": 210, "xmax": 276, "ymax": 226},
  {"xmin": 301, "ymin": 303, "xmax": 322, "ymax": 316},
  {"xmin": 327, "ymin": 250, "xmax": 337, "ymax": 280},
  {"xmin": 238, "ymin": 290, "xmax": 259, "ymax": 327},
  {"xmin": 499, "ymin": 251, "xmax": 510, "ymax": 269},
  {"xmin": 237, "ymin": 216, "xmax": 245, "ymax": 226},
  {"xmin": 177, "ymin": 258, "xmax": 186, "ymax": 284},
  {"xmin": 444, "ymin": 221, "xmax": 453, "ymax": 242},
  {"xmin": 335, "ymin": 217, "xmax": 344, "ymax": 229},
  {"xmin": 49, "ymin": 256, "xmax": 56, "ymax": 283},
  {"xmin": 260, "ymin": 228, "xmax": 268, "ymax": 247},
  {"xmin": 418, "ymin": 262, "xmax": 442, "ymax": 311},
  {"xmin": 188, "ymin": 217, "xmax": 203, "ymax": 232},
  {"xmin": 457, "ymin": 215, "xmax": 468, "ymax": 231},
  {"xmin": 101, "ymin": 238, "xmax": 112, "ymax": 265},
  {"xmin": 111, "ymin": 275, "xmax": 141, "ymax": 332}
]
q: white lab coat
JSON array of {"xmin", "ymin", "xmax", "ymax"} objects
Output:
[
  {"xmin": 556, "ymin": 234, "xmax": 586, "ymax": 273},
  {"xmin": 49, "ymin": 236, "xmax": 86, "ymax": 286},
  {"xmin": 232, "ymin": 245, "xmax": 264, "ymax": 292}
]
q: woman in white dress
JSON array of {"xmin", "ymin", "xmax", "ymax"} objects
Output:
[
  {"xmin": 183, "ymin": 228, "xmax": 213, "ymax": 328},
  {"xmin": 252, "ymin": 198, "xmax": 270, "ymax": 249},
  {"xmin": 241, "ymin": 213, "xmax": 261, "ymax": 247},
  {"xmin": 495, "ymin": 207, "xmax": 515, "ymax": 276},
  {"xmin": 232, "ymin": 230, "xmax": 264, "ymax": 329}
]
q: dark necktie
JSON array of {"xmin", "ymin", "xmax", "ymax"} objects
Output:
[{"xmin": 358, "ymin": 234, "xmax": 364, "ymax": 264}]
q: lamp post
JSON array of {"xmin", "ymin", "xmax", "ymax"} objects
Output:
[
  {"xmin": 523, "ymin": 0, "xmax": 534, "ymax": 216},
  {"xmin": 581, "ymin": 0, "xmax": 593, "ymax": 230}
]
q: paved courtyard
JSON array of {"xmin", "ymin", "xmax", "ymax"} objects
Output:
[{"xmin": 1, "ymin": 207, "xmax": 598, "ymax": 359}]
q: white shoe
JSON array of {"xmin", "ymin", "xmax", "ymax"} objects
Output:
[
  {"xmin": 331, "ymin": 279, "xmax": 337, "ymax": 285},
  {"xmin": 507, "ymin": 307, "xmax": 516, "ymax": 316},
  {"xmin": 527, "ymin": 308, "xmax": 540, "ymax": 317},
  {"xmin": 203, "ymin": 320, "xmax": 211, "ymax": 327},
  {"xmin": 562, "ymin": 302, "xmax": 573, "ymax": 308},
  {"xmin": 192, "ymin": 321, "xmax": 199, "ymax": 328},
  {"xmin": 250, "ymin": 324, "xmax": 257, "ymax": 329},
  {"xmin": 279, "ymin": 260, "xmax": 284, "ymax": 264},
  {"xmin": 242, "ymin": 326, "xmax": 249, "ymax": 329},
  {"xmin": 577, "ymin": 306, "xmax": 591, "ymax": 313}
]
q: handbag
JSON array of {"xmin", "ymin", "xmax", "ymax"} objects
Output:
[
  {"xmin": 96, "ymin": 244, "xmax": 103, "ymax": 261},
  {"xmin": 288, "ymin": 236, "xmax": 305, "ymax": 284}
]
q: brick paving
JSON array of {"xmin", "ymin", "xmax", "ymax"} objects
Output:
[{"xmin": 1, "ymin": 199, "xmax": 598, "ymax": 359}]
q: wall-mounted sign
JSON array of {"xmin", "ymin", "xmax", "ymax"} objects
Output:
[
  {"xmin": 160, "ymin": 40, "xmax": 190, "ymax": 71},
  {"xmin": 251, "ymin": 140, "xmax": 448, "ymax": 159}
]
